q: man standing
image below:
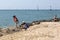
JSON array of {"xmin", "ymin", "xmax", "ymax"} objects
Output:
[{"xmin": 13, "ymin": 15, "xmax": 19, "ymax": 28}]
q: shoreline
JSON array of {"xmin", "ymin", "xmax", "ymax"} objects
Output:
[
  {"xmin": 0, "ymin": 18, "xmax": 60, "ymax": 37},
  {"xmin": 0, "ymin": 22, "xmax": 60, "ymax": 40}
]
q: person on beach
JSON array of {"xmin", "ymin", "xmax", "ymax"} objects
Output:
[
  {"xmin": 53, "ymin": 15, "xmax": 58, "ymax": 22},
  {"xmin": 13, "ymin": 15, "xmax": 19, "ymax": 28},
  {"xmin": 22, "ymin": 21, "xmax": 29, "ymax": 30},
  {"xmin": 24, "ymin": 23, "xmax": 29, "ymax": 30}
]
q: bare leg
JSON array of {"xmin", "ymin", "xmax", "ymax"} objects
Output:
[{"xmin": 16, "ymin": 23, "xmax": 18, "ymax": 28}]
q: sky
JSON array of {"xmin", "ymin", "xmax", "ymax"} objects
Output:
[{"xmin": 0, "ymin": 0, "xmax": 60, "ymax": 9}]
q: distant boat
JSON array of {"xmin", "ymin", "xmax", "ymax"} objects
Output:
[
  {"xmin": 50, "ymin": 9, "xmax": 52, "ymax": 11},
  {"xmin": 50, "ymin": 5, "xmax": 52, "ymax": 11},
  {"xmin": 36, "ymin": 5, "xmax": 39, "ymax": 11}
]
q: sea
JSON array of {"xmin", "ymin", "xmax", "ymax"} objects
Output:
[{"xmin": 0, "ymin": 10, "xmax": 60, "ymax": 28}]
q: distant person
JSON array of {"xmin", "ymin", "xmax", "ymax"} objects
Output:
[
  {"xmin": 53, "ymin": 15, "xmax": 58, "ymax": 22},
  {"xmin": 13, "ymin": 15, "xmax": 19, "ymax": 28}
]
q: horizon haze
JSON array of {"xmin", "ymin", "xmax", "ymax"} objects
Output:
[{"xmin": 0, "ymin": 0, "xmax": 60, "ymax": 10}]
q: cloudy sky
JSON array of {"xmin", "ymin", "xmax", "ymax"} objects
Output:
[{"xmin": 0, "ymin": 0, "xmax": 60, "ymax": 9}]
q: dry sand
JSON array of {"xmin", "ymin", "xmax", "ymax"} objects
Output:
[{"xmin": 0, "ymin": 22, "xmax": 60, "ymax": 40}]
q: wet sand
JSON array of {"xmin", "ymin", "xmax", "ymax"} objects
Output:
[{"xmin": 0, "ymin": 22, "xmax": 60, "ymax": 40}]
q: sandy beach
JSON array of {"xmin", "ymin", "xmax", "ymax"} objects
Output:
[{"xmin": 0, "ymin": 22, "xmax": 60, "ymax": 40}]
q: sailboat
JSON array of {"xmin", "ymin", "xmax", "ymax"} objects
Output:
[
  {"xmin": 50, "ymin": 5, "xmax": 52, "ymax": 11},
  {"xmin": 37, "ymin": 5, "xmax": 39, "ymax": 11}
]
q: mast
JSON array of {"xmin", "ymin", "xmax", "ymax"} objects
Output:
[
  {"xmin": 50, "ymin": 5, "xmax": 52, "ymax": 11},
  {"xmin": 37, "ymin": 5, "xmax": 39, "ymax": 11}
]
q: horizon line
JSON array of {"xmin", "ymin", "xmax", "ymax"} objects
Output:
[{"xmin": 0, "ymin": 9, "xmax": 60, "ymax": 10}]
